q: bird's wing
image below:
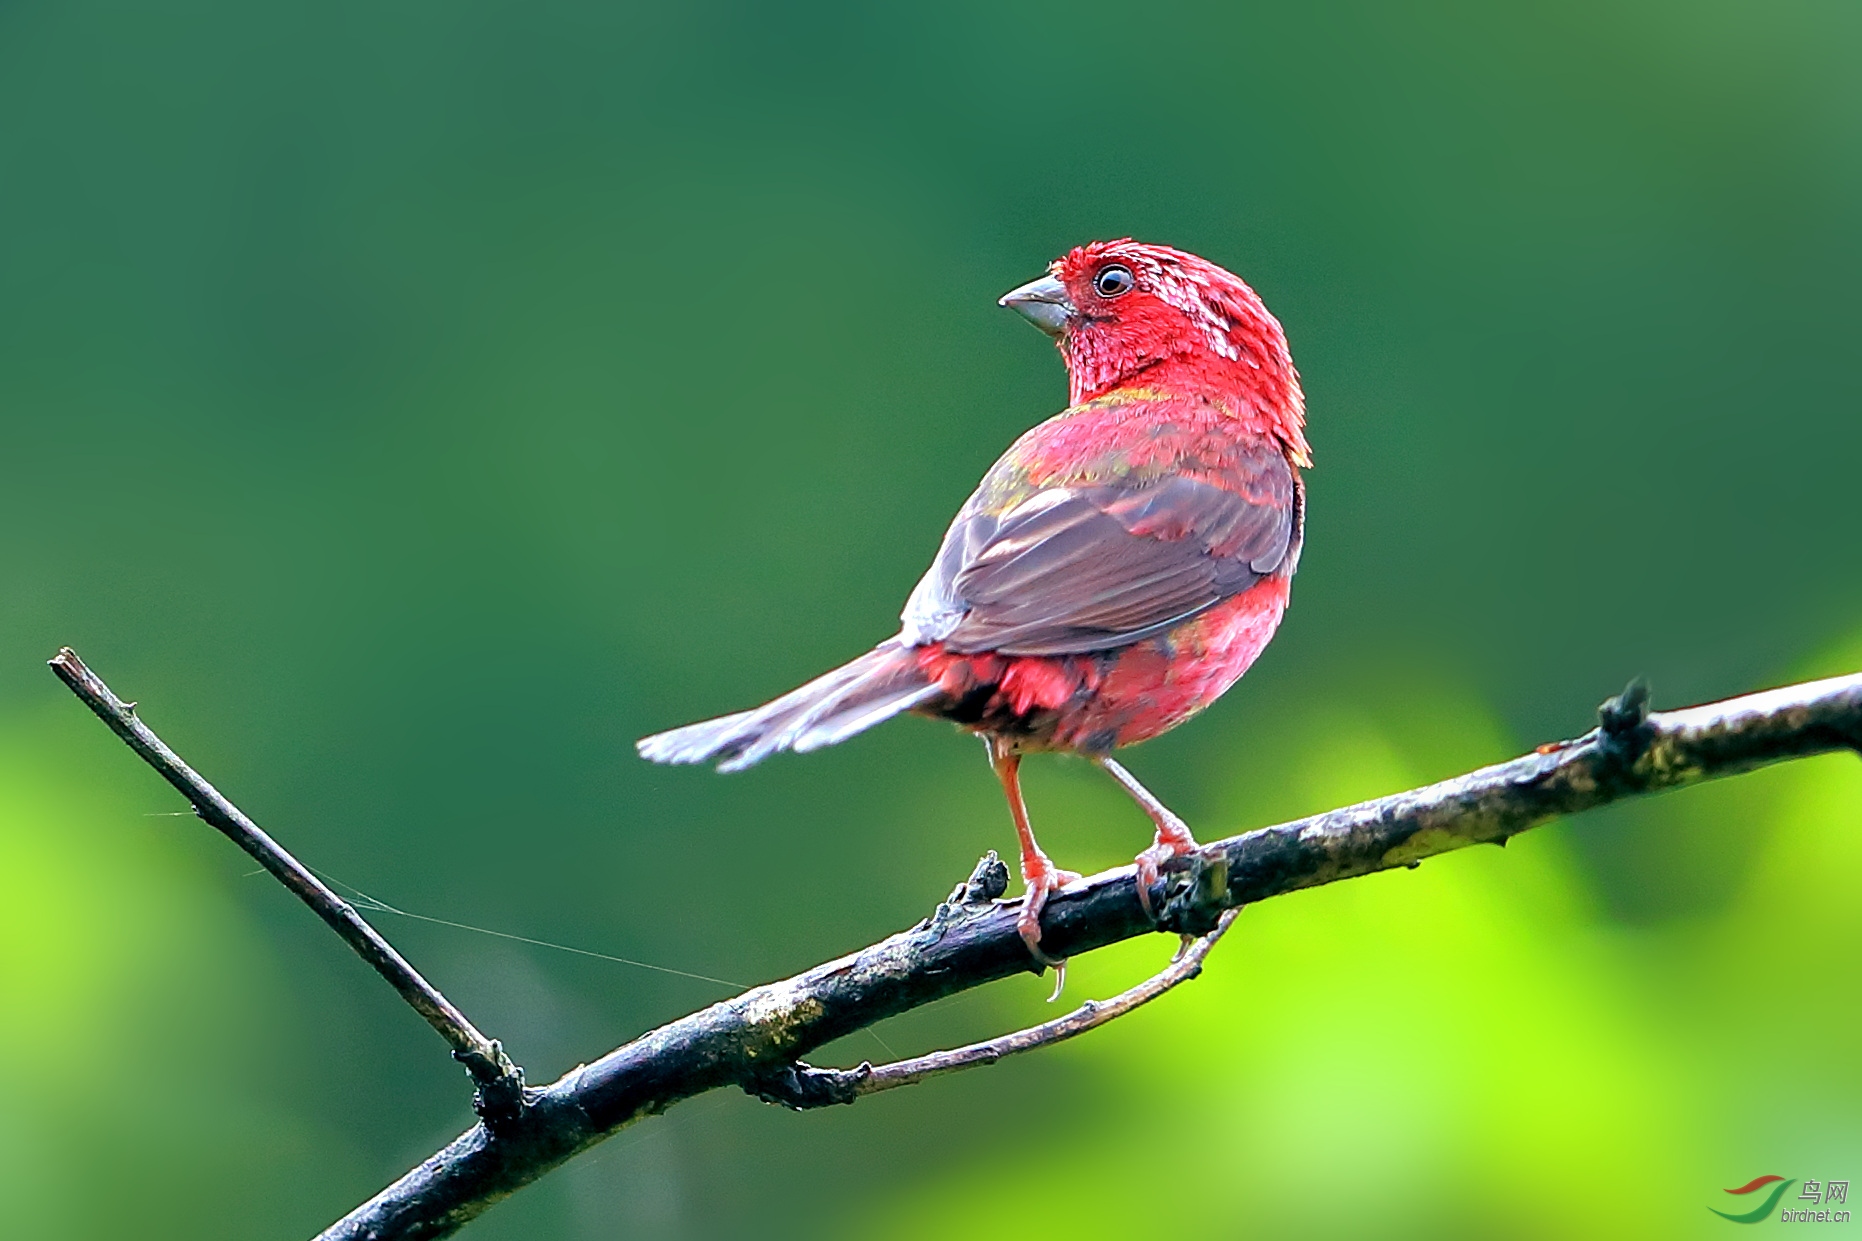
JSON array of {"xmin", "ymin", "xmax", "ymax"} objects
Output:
[{"xmin": 899, "ymin": 436, "xmax": 1296, "ymax": 657}]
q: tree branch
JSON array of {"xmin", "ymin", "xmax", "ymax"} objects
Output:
[
  {"xmin": 47, "ymin": 648, "xmax": 525, "ymax": 1118},
  {"xmin": 49, "ymin": 650, "xmax": 1862, "ymax": 1239},
  {"xmin": 314, "ymin": 672, "xmax": 1862, "ymax": 1239}
]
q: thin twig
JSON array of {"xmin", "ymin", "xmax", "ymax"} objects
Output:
[
  {"xmin": 747, "ymin": 907, "xmax": 1242, "ymax": 1109},
  {"xmin": 46, "ymin": 648, "xmax": 525, "ymax": 1118}
]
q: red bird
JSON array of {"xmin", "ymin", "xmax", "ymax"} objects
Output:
[{"xmin": 639, "ymin": 240, "xmax": 1308, "ymax": 982}]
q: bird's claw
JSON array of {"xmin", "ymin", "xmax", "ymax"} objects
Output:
[
  {"xmin": 1135, "ymin": 852, "xmax": 1161, "ymax": 922},
  {"xmin": 1017, "ymin": 862, "xmax": 1082, "ymax": 1000},
  {"xmin": 1134, "ymin": 835, "xmax": 1201, "ymax": 925}
]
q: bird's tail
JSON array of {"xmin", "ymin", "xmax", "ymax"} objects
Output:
[{"xmin": 636, "ymin": 641, "xmax": 939, "ymax": 773}]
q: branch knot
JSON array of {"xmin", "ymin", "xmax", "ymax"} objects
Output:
[
  {"xmin": 743, "ymin": 1060, "xmax": 871, "ymax": 1110},
  {"xmin": 961, "ymin": 850, "xmax": 1009, "ymax": 903},
  {"xmin": 1153, "ymin": 849, "xmax": 1231, "ymax": 938},
  {"xmin": 459, "ymin": 1042, "xmax": 531, "ymax": 1129},
  {"xmin": 1594, "ymin": 677, "xmax": 1654, "ymax": 777},
  {"xmin": 914, "ymin": 851, "xmax": 1010, "ymax": 946}
]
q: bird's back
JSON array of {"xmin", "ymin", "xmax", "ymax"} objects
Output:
[{"xmin": 901, "ymin": 384, "xmax": 1304, "ymax": 753}]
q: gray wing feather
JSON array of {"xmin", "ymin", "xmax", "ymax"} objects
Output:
[{"xmin": 898, "ymin": 453, "xmax": 1294, "ymax": 658}]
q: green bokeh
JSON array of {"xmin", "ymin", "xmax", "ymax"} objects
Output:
[{"xmin": 1, "ymin": 1, "xmax": 1857, "ymax": 1237}]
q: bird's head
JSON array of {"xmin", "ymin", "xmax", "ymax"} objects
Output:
[{"xmin": 1000, "ymin": 239, "xmax": 1308, "ymax": 464}]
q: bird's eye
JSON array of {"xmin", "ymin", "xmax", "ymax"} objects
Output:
[{"xmin": 1093, "ymin": 264, "xmax": 1135, "ymax": 298}]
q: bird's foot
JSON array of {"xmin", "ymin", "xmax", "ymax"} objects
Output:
[
  {"xmin": 1016, "ymin": 857, "xmax": 1082, "ymax": 1001},
  {"xmin": 1134, "ymin": 823, "xmax": 1203, "ymax": 924},
  {"xmin": 1091, "ymin": 757, "xmax": 1203, "ymax": 926}
]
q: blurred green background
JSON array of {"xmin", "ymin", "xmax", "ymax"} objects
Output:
[{"xmin": 2, "ymin": 0, "xmax": 1858, "ymax": 1237}]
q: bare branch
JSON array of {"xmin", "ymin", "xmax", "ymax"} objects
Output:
[
  {"xmin": 49, "ymin": 650, "xmax": 1861, "ymax": 1239},
  {"xmin": 46, "ymin": 648, "xmax": 525, "ymax": 1117},
  {"xmin": 313, "ymin": 671, "xmax": 1859, "ymax": 1239}
]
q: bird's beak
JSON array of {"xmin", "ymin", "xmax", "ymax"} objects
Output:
[{"xmin": 998, "ymin": 274, "xmax": 1076, "ymax": 337}]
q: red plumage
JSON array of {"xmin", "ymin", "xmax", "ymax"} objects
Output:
[{"xmin": 639, "ymin": 240, "xmax": 1308, "ymax": 981}]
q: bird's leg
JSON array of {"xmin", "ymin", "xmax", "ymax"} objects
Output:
[
  {"xmin": 987, "ymin": 737, "xmax": 1080, "ymax": 994},
  {"xmin": 1095, "ymin": 756, "xmax": 1201, "ymax": 925}
]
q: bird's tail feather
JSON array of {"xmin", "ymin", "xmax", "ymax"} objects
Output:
[{"xmin": 636, "ymin": 642, "xmax": 938, "ymax": 773}]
